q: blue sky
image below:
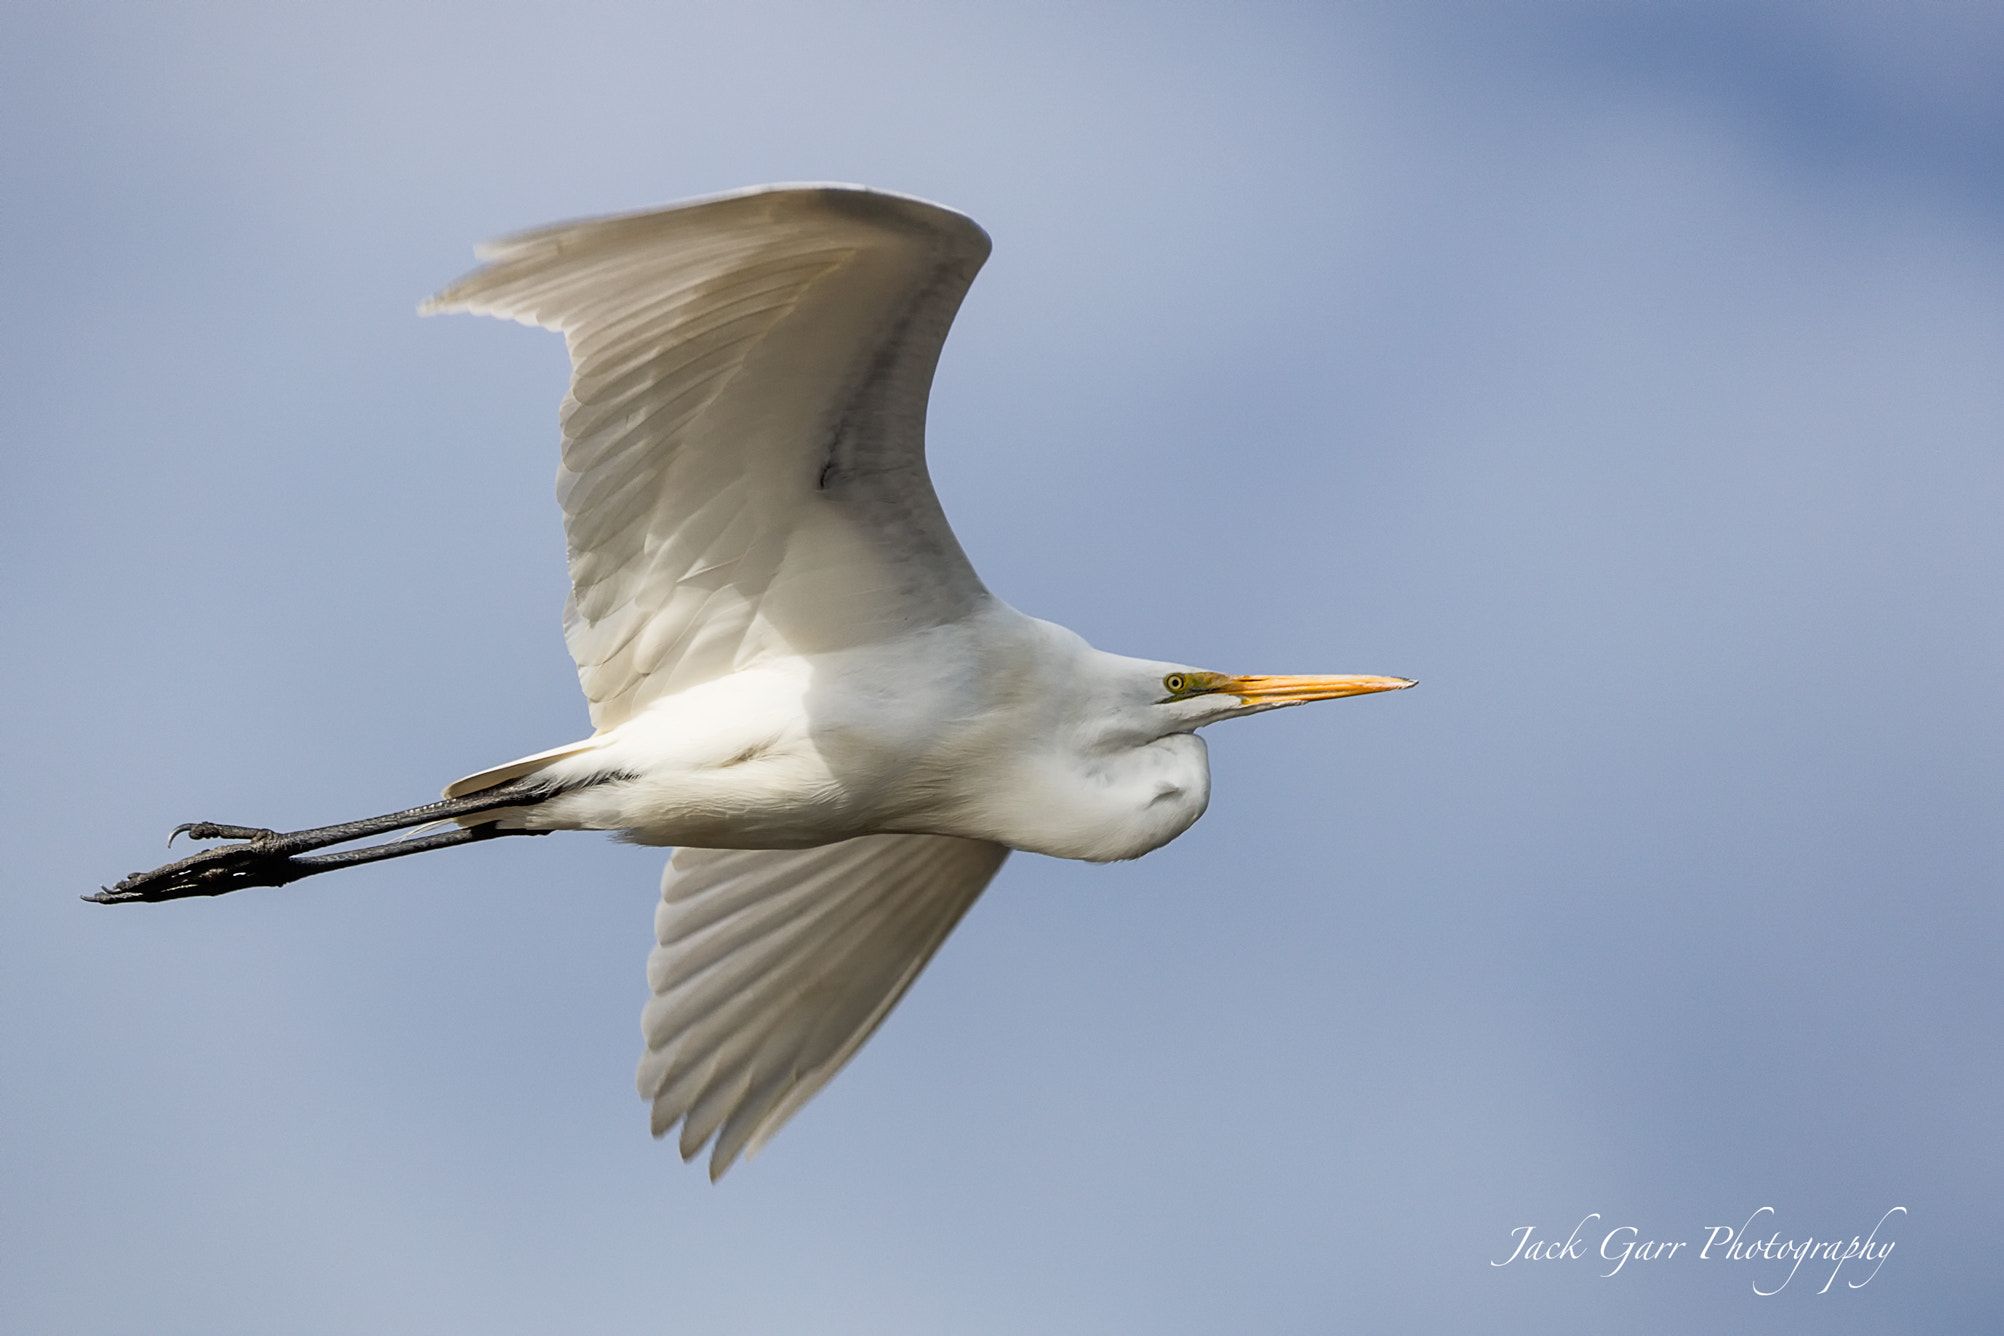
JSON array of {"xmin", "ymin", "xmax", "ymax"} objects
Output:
[{"xmin": 4, "ymin": 3, "xmax": 2000, "ymax": 1331}]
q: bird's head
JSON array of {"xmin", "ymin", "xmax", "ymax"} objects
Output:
[{"xmin": 970, "ymin": 629, "xmax": 1417, "ymax": 860}]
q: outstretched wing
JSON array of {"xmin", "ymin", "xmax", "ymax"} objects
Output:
[
  {"xmin": 639, "ymin": 834, "xmax": 1008, "ymax": 1179},
  {"xmin": 424, "ymin": 185, "xmax": 993, "ymax": 731}
]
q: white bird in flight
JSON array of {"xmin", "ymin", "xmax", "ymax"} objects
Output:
[{"xmin": 98, "ymin": 184, "xmax": 1413, "ymax": 1178}]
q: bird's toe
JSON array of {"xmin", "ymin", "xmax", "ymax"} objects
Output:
[{"xmin": 170, "ymin": 822, "xmax": 280, "ymax": 845}]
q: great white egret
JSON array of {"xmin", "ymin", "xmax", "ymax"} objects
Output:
[{"xmin": 96, "ymin": 184, "xmax": 1413, "ymax": 1178}]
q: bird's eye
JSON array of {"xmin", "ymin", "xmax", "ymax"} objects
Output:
[{"xmin": 1163, "ymin": 674, "xmax": 1188, "ymax": 694}]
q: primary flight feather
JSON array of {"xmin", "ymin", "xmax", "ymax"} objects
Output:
[{"xmin": 98, "ymin": 184, "xmax": 1413, "ymax": 1179}]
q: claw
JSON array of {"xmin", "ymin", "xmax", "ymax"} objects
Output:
[{"xmin": 170, "ymin": 822, "xmax": 279, "ymax": 846}]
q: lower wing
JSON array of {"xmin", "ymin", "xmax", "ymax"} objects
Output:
[{"xmin": 639, "ymin": 832, "xmax": 1009, "ymax": 1179}]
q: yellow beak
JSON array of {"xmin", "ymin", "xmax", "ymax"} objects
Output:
[{"xmin": 1224, "ymin": 674, "xmax": 1416, "ymax": 704}]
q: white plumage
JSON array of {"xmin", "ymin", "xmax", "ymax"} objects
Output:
[
  {"xmin": 104, "ymin": 184, "xmax": 1411, "ymax": 1179},
  {"xmin": 639, "ymin": 836, "xmax": 1005, "ymax": 1173},
  {"xmin": 423, "ymin": 185, "xmax": 991, "ymax": 734}
]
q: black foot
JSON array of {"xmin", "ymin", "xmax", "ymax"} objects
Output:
[
  {"xmin": 170, "ymin": 822, "xmax": 281, "ymax": 846},
  {"xmin": 90, "ymin": 831, "xmax": 317, "ymax": 904},
  {"xmin": 90, "ymin": 780, "xmax": 553, "ymax": 906}
]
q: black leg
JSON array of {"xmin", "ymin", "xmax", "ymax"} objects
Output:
[{"xmin": 89, "ymin": 780, "xmax": 552, "ymax": 905}]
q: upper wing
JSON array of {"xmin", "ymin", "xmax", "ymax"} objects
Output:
[
  {"xmin": 639, "ymin": 833, "xmax": 1009, "ymax": 1180},
  {"xmin": 424, "ymin": 185, "xmax": 993, "ymax": 731}
]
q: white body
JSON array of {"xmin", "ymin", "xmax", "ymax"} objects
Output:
[
  {"xmin": 424, "ymin": 185, "xmax": 1405, "ymax": 1177},
  {"xmin": 511, "ymin": 605, "xmax": 1213, "ymax": 862}
]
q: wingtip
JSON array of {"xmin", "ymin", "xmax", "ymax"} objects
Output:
[{"xmin": 415, "ymin": 287, "xmax": 466, "ymax": 318}]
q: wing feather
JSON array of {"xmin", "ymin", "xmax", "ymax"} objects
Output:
[
  {"xmin": 639, "ymin": 834, "xmax": 1008, "ymax": 1179},
  {"xmin": 424, "ymin": 184, "xmax": 994, "ymax": 730}
]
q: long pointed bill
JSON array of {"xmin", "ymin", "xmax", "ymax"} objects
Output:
[{"xmin": 1224, "ymin": 674, "xmax": 1417, "ymax": 706}]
